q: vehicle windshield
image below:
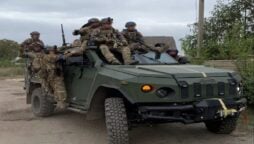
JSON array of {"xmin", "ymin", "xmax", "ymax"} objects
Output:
[{"xmin": 134, "ymin": 51, "xmax": 178, "ymax": 65}]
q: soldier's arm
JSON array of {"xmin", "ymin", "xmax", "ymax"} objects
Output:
[
  {"xmin": 137, "ymin": 32, "xmax": 145, "ymax": 44},
  {"xmin": 20, "ymin": 39, "xmax": 30, "ymax": 48},
  {"xmin": 79, "ymin": 27, "xmax": 89, "ymax": 34},
  {"xmin": 116, "ymin": 30, "xmax": 128, "ymax": 44},
  {"xmin": 19, "ymin": 39, "xmax": 31, "ymax": 57}
]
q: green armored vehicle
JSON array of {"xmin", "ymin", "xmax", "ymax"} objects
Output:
[{"xmin": 25, "ymin": 38, "xmax": 247, "ymax": 144}]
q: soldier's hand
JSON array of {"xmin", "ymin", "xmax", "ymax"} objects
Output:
[
  {"xmin": 72, "ymin": 30, "xmax": 80, "ymax": 36},
  {"xmin": 13, "ymin": 57, "xmax": 22, "ymax": 63},
  {"xmin": 122, "ymin": 40, "xmax": 128, "ymax": 46}
]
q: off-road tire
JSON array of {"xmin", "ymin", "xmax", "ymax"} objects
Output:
[
  {"xmin": 205, "ymin": 116, "xmax": 239, "ymax": 134},
  {"xmin": 31, "ymin": 88, "xmax": 55, "ymax": 117},
  {"xmin": 105, "ymin": 98, "xmax": 129, "ymax": 144}
]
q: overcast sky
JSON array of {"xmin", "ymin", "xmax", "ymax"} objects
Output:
[{"xmin": 0, "ymin": 0, "xmax": 218, "ymax": 51}]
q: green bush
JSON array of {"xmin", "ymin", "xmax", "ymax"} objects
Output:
[
  {"xmin": 0, "ymin": 39, "xmax": 20, "ymax": 67},
  {"xmin": 236, "ymin": 57, "xmax": 254, "ymax": 104}
]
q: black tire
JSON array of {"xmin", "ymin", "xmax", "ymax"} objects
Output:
[
  {"xmin": 31, "ymin": 88, "xmax": 55, "ymax": 117},
  {"xmin": 205, "ymin": 116, "xmax": 239, "ymax": 134},
  {"xmin": 105, "ymin": 98, "xmax": 129, "ymax": 144}
]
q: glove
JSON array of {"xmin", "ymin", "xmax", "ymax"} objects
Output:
[
  {"xmin": 72, "ymin": 30, "xmax": 80, "ymax": 36},
  {"xmin": 122, "ymin": 40, "xmax": 128, "ymax": 46},
  {"xmin": 15, "ymin": 56, "xmax": 22, "ymax": 61}
]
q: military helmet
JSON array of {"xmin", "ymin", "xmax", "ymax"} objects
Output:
[
  {"xmin": 88, "ymin": 18, "xmax": 100, "ymax": 24},
  {"xmin": 125, "ymin": 21, "xmax": 136, "ymax": 27},
  {"xmin": 101, "ymin": 17, "xmax": 113, "ymax": 24},
  {"xmin": 166, "ymin": 48, "xmax": 179, "ymax": 54},
  {"xmin": 30, "ymin": 31, "xmax": 40, "ymax": 35}
]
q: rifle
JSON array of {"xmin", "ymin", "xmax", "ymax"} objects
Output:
[{"xmin": 61, "ymin": 24, "xmax": 67, "ymax": 47}]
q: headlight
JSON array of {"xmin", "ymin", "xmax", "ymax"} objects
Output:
[
  {"xmin": 156, "ymin": 88, "xmax": 175, "ymax": 98},
  {"xmin": 236, "ymin": 82, "xmax": 243, "ymax": 96}
]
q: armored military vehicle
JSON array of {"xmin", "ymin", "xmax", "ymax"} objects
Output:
[{"xmin": 24, "ymin": 37, "xmax": 247, "ymax": 144}]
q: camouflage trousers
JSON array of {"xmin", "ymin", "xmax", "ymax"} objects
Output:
[
  {"xmin": 25, "ymin": 52, "xmax": 44, "ymax": 73},
  {"xmin": 99, "ymin": 44, "xmax": 132, "ymax": 64},
  {"xmin": 40, "ymin": 70, "xmax": 67, "ymax": 103},
  {"xmin": 129, "ymin": 43, "xmax": 148, "ymax": 52}
]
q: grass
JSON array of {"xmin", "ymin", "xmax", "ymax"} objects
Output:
[{"xmin": 0, "ymin": 66, "xmax": 24, "ymax": 78}]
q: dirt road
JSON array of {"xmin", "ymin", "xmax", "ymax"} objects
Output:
[{"xmin": 0, "ymin": 79, "xmax": 253, "ymax": 144}]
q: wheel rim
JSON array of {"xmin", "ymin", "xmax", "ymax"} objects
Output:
[{"xmin": 33, "ymin": 95, "xmax": 41, "ymax": 113}]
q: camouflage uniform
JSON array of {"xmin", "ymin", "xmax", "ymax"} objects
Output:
[
  {"xmin": 122, "ymin": 22, "xmax": 149, "ymax": 53},
  {"xmin": 92, "ymin": 18, "xmax": 135, "ymax": 65},
  {"xmin": 122, "ymin": 22, "xmax": 149, "ymax": 51},
  {"xmin": 40, "ymin": 48, "xmax": 67, "ymax": 108},
  {"xmin": 20, "ymin": 32, "xmax": 44, "ymax": 57},
  {"xmin": 71, "ymin": 18, "xmax": 100, "ymax": 56},
  {"xmin": 20, "ymin": 32, "xmax": 45, "ymax": 73}
]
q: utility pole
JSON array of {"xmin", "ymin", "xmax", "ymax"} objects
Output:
[{"xmin": 197, "ymin": 0, "xmax": 205, "ymax": 58}]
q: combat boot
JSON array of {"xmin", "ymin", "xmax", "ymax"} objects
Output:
[
  {"xmin": 111, "ymin": 60, "xmax": 122, "ymax": 65},
  {"xmin": 129, "ymin": 60, "xmax": 139, "ymax": 65}
]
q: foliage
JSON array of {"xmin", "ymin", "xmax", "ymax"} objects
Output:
[
  {"xmin": 236, "ymin": 56, "xmax": 254, "ymax": 103},
  {"xmin": 0, "ymin": 39, "xmax": 20, "ymax": 67},
  {"xmin": 181, "ymin": 0, "xmax": 254, "ymax": 60},
  {"xmin": 181, "ymin": 0, "xmax": 254, "ymax": 104}
]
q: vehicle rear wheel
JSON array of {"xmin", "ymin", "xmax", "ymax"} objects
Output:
[
  {"xmin": 205, "ymin": 116, "xmax": 239, "ymax": 134},
  {"xmin": 105, "ymin": 97, "xmax": 129, "ymax": 144},
  {"xmin": 31, "ymin": 88, "xmax": 55, "ymax": 117}
]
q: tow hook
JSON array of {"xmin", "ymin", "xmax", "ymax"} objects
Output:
[{"xmin": 214, "ymin": 98, "xmax": 238, "ymax": 118}]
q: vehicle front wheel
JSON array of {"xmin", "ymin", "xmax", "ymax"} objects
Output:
[
  {"xmin": 105, "ymin": 97, "xmax": 129, "ymax": 144},
  {"xmin": 205, "ymin": 116, "xmax": 239, "ymax": 134},
  {"xmin": 31, "ymin": 88, "xmax": 55, "ymax": 117}
]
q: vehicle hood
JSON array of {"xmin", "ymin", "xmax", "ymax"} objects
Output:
[{"xmin": 105, "ymin": 65, "xmax": 235, "ymax": 78}]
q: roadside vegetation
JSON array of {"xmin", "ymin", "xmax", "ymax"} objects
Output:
[
  {"xmin": 0, "ymin": 39, "xmax": 24, "ymax": 78},
  {"xmin": 181, "ymin": 0, "xmax": 254, "ymax": 104}
]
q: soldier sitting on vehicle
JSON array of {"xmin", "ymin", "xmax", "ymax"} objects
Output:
[
  {"xmin": 68, "ymin": 18, "xmax": 101, "ymax": 57},
  {"xmin": 122, "ymin": 22, "xmax": 149, "ymax": 53},
  {"xmin": 166, "ymin": 48, "xmax": 189, "ymax": 64},
  {"xmin": 91, "ymin": 17, "xmax": 138, "ymax": 65}
]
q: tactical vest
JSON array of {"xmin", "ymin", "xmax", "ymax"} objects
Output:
[{"xmin": 123, "ymin": 30, "xmax": 139, "ymax": 43}]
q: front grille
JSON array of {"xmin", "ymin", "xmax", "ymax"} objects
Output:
[
  {"xmin": 206, "ymin": 84, "xmax": 214, "ymax": 97},
  {"xmin": 218, "ymin": 82, "xmax": 225, "ymax": 96},
  {"xmin": 193, "ymin": 83, "xmax": 202, "ymax": 97},
  {"xmin": 228, "ymin": 79, "xmax": 237, "ymax": 96}
]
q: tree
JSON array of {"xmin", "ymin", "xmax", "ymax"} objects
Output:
[
  {"xmin": 0, "ymin": 39, "xmax": 20, "ymax": 60},
  {"xmin": 181, "ymin": 0, "xmax": 254, "ymax": 60}
]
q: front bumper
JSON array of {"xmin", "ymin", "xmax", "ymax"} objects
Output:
[{"xmin": 138, "ymin": 98, "xmax": 247, "ymax": 124}]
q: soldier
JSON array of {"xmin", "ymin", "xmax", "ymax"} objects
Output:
[
  {"xmin": 20, "ymin": 31, "xmax": 44, "ymax": 57},
  {"xmin": 64, "ymin": 39, "xmax": 82, "ymax": 58},
  {"xmin": 122, "ymin": 22, "xmax": 149, "ymax": 53},
  {"xmin": 166, "ymin": 48, "xmax": 189, "ymax": 64},
  {"xmin": 92, "ymin": 18, "xmax": 138, "ymax": 65},
  {"xmin": 19, "ymin": 32, "xmax": 45, "ymax": 73},
  {"xmin": 69, "ymin": 18, "xmax": 101, "ymax": 56},
  {"xmin": 40, "ymin": 46, "xmax": 68, "ymax": 109}
]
